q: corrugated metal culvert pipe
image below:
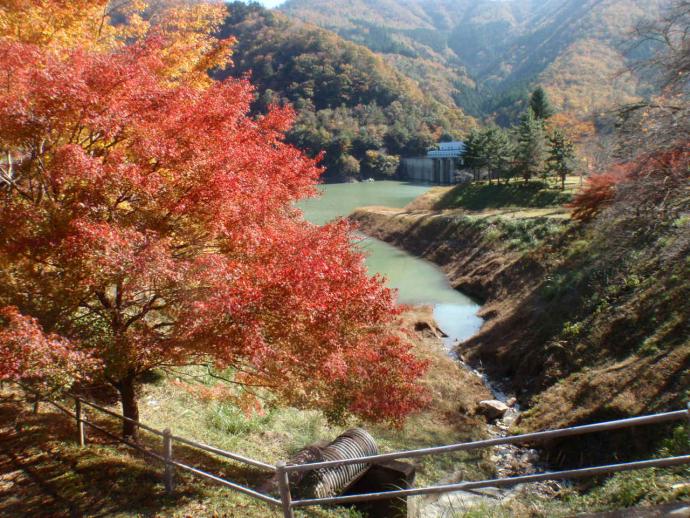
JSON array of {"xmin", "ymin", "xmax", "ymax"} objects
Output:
[{"xmin": 295, "ymin": 428, "xmax": 379, "ymax": 499}]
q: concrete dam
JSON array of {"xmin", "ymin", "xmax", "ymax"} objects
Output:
[{"xmin": 399, "ymin": 141, "xmax": 467, "ymax": 185}]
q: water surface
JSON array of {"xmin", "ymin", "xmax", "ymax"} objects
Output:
[{"xmin": 299, "ymin": 181, "xmax": 483, "ymax": 345}]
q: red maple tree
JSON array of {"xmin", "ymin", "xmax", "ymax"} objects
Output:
[
  {"xmin": 0, "ymin": 306, "xmax": 99, "ymax": 394},
  {"xmin": 570, "ymin": 145, "xmax": 689, "ymax": 222},
  {"xmin": 569, "ymin": 166, "xmax": 630, "ymax": 222},
  {"xmin": 0, "ymin": 36, "xmax": 428, "ymax": 437}
]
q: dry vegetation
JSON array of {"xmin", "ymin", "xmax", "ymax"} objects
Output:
[
  {"xmin": 0, "ymin": 308, "xmax": 495, "ymax": 517},
  {"xmin": 351, "ymin": 175, "xmax": 689, "ymax": 516}
]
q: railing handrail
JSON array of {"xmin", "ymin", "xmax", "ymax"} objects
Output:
[
  {"xmin": 290, "ymin": 454, "xmax": 690, "ymax": 507},
  {"xmin": 170, "ymin": 459, "xmax": 281, "ymax": 505},
  {"xmin": 62, "ymin": 391, "xmax": 276, "ymax": 471},
  {"xmin": 76, "ymin": 396, "xmax": 166, "ymax": 437},
  {"xmin": 284, "ymin": 409, "xmax": 688, "ymax": 473},
  {"xmin": 15, "ymin": 384, "xmax": 280, "ymax": 507},
  {"xmin": 170, "ymin": 432, "xmax": 277, "ymax": 472},
  {"xmin": 14, "ymin": 383, "xmax": 690, "ymax": 518}
]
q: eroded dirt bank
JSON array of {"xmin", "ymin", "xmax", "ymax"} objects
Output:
[{"xmin": 351, "ymin": 202, "xmax": 690, "ymax": 467}]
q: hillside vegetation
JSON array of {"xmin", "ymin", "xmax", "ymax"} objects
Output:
[
  {"xmin": 353, "ymin": 162, "xmax": 688, "ymax": 468},
  {"xmin": 282, "ymin": 0, "xmax": 670, "ymax": 123},
  {"xmin": 217, "ymin": 2, "xmax": 475, "ymax": 181},
  {"xmin": 351, "ymin": 171, "xmax": 689, "ymax": 512}
]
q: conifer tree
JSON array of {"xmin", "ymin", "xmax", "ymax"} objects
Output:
[
  {"xmin": 547, "ymin": 130, "xmax": 577, "ymax": 190},
  {"xmin": 483, "ymin": 127, "xmax": 514, "ymax": 184},
  {"xmin": 461, "ymin": 129, "xmax": 487, "ymax": 181},
  {"xmin": 529, "ymin": 86, "xmax": 555, "ymax": 120},
  {"xmin": 514, "ymin": 108, "xmax": 547, "ymax": 183}
]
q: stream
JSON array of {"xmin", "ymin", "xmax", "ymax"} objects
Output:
[{"xmin": 299, "ymin": 180, "xmax": 546, "ymax": 516}]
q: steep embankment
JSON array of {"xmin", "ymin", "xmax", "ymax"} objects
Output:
[
  {"xmin": 351, "ymin": 182, "xmax": 690, "ymax": 467},
  {"xmin": 351, "ymin": 183, "xmax": 571, "ymax": 303}
]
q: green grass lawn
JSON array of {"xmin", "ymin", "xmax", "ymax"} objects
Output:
[{"xmin": 435, "ymin": 180, "xmax": 576, "ymax": 212}]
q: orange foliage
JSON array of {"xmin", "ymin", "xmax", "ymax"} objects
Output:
[
  {"xmin": 0, "ymin": 0, "xmax": 233, "ymax": 87},
  {"xmin": 0, "ymin": 0, "xmax": 428, "ymax": 431},
  {"xmin": 548, "ymin": 112, "xmax": 596, "ymax": 143},
  {"xmin": 570, "ymin": 144, "xmax": 690, "ymax": 222}
]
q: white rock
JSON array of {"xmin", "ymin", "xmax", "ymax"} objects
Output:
[
  {"xmin": 478, "ymin": 400, "xmax": 509, "ymax": 420},
  {"xmin": 502, "ymin": 408, "xmax": 521, "ymax": 427}
]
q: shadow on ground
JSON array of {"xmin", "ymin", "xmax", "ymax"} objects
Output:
[{"xmin": 0, "ymin": 394, "xmax": 273, "ymax": 517}]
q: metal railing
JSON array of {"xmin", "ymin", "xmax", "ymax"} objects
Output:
[
  {"xmin": 23, "ymin": 389, "xmax": 281, "ymax": 507},
  {"xmin": 282, "ymin": 407, "xmax": 690, "ymax": 514},
  {"xmin": 16, "ymin": 386, "xmax": 690, "ymax": 518}
]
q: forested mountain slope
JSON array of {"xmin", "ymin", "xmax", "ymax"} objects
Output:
[
  {"xmin": 282, "ymin": 0, "xmax": 670, "ymax": 123},
  {"xmin": 217, "ymin": 2, "xmax": 475, "ymax": 181}
]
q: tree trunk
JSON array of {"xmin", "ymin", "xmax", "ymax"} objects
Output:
[{"xmin": 115, "ymin": 373, "xmax": 139, "ymax": 441}]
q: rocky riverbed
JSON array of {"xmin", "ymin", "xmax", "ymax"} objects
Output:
[{"xmin": 408, "ymin": 325, "xmax": 562, "ymax": 518}]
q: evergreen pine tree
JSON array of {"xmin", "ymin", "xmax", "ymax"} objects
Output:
[
  {"xmin": 529, "ymin": 86, "xmax": 555, "ymax": 120},
  {"xmin": 483, "ymin": 127, "xmax": 513, "ymax": 184},
  {"xmin": 514, "ymin": 108, "xmax": 547, "ymax": 183},
  {"xmin": 461, "ymin": 129, "xmax": 487, "ymax": 181},
  {"xmin": 547, "ymin": 129, "xmax": 577, "ymax": 190}
]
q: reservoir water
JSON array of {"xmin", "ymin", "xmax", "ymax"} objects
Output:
[{"xmin": 299, "ymin": 181, "xmax": 483, "ymax": 345}]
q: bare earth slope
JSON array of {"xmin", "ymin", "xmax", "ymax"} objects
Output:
[{"xmin": 350, "ymin": 184, "xmax": 689, "ymax": 468}]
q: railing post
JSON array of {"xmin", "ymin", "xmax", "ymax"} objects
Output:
[
  {"xmin": 163, "ymin": 428, "xmax": 174, "ymax": 496},
  {"xmin": 276, "ymin": 462, "xmax": 294, "ymax": 518},
  {"xmin": 75, "ymin": 398, "xmax": 85, "ymax": 447}
]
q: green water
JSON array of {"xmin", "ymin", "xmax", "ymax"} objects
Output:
[
  {"xmin": 299, "ymin": 181, "xmax": 432, "ymax": 226},
  {"xmin": 299, "ymin": 181, "xmax": 483, "ymax": 344}
]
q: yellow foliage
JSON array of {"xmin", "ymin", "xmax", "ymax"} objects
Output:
[
  {"xmin": 0, "ymin": 0, "xmax": 233, "ymax": 88},
  {"xmin": 0, "ymin": 0, "xmax": 114, "ymax": 50},
  {"xmin": 548, "ymin": 112, "xmax": 596, "ymax": 144},
  {"xmin": 151, "ymin": 2, "xmax": 234, "ymax": 88}
]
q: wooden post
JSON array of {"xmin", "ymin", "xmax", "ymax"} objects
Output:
[
  {"xmin": 163, "ymin": 428, "xmax": 174, "ymax": 495},
  {"xmin": 277, "ymin": 462, "xmax": 294, "ymax": 518},
  {"xmin": 75, "ymin": 398, "xmax": 85, "ymax": 447}
]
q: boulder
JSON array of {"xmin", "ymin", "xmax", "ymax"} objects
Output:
[{"xmin": 478, "ymin": 400, "xmax": 509, "ymax": 420}]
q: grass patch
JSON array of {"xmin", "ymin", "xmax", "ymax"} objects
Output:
[
  {"xmin": 436, "ymin": 181, "xmax": 574, "ymax": 211},
  {"xmin": 0, "ymin": 310, "xmax": 494, "ymax": 517}
]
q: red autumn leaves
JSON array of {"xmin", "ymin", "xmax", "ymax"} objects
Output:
[
  {"xmin": 570, "ymin": 146, "xmax": 689, "ymax": 222},
  {"xmin": 0, "ymin": 4, "xmax": 428, "ymax": 428}
]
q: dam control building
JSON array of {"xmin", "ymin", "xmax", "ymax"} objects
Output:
[{"xmin": 399, "ymin": 141, "xmax": 466, "ymax": 184}]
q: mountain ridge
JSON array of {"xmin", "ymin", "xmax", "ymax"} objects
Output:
[
  {"xmin": 281, "ymin": 0, "xmax": 670, "ymax": 122},
  {"xmin": 217, "ymin": 2, "xmax": 475, "ymax": 180}
]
